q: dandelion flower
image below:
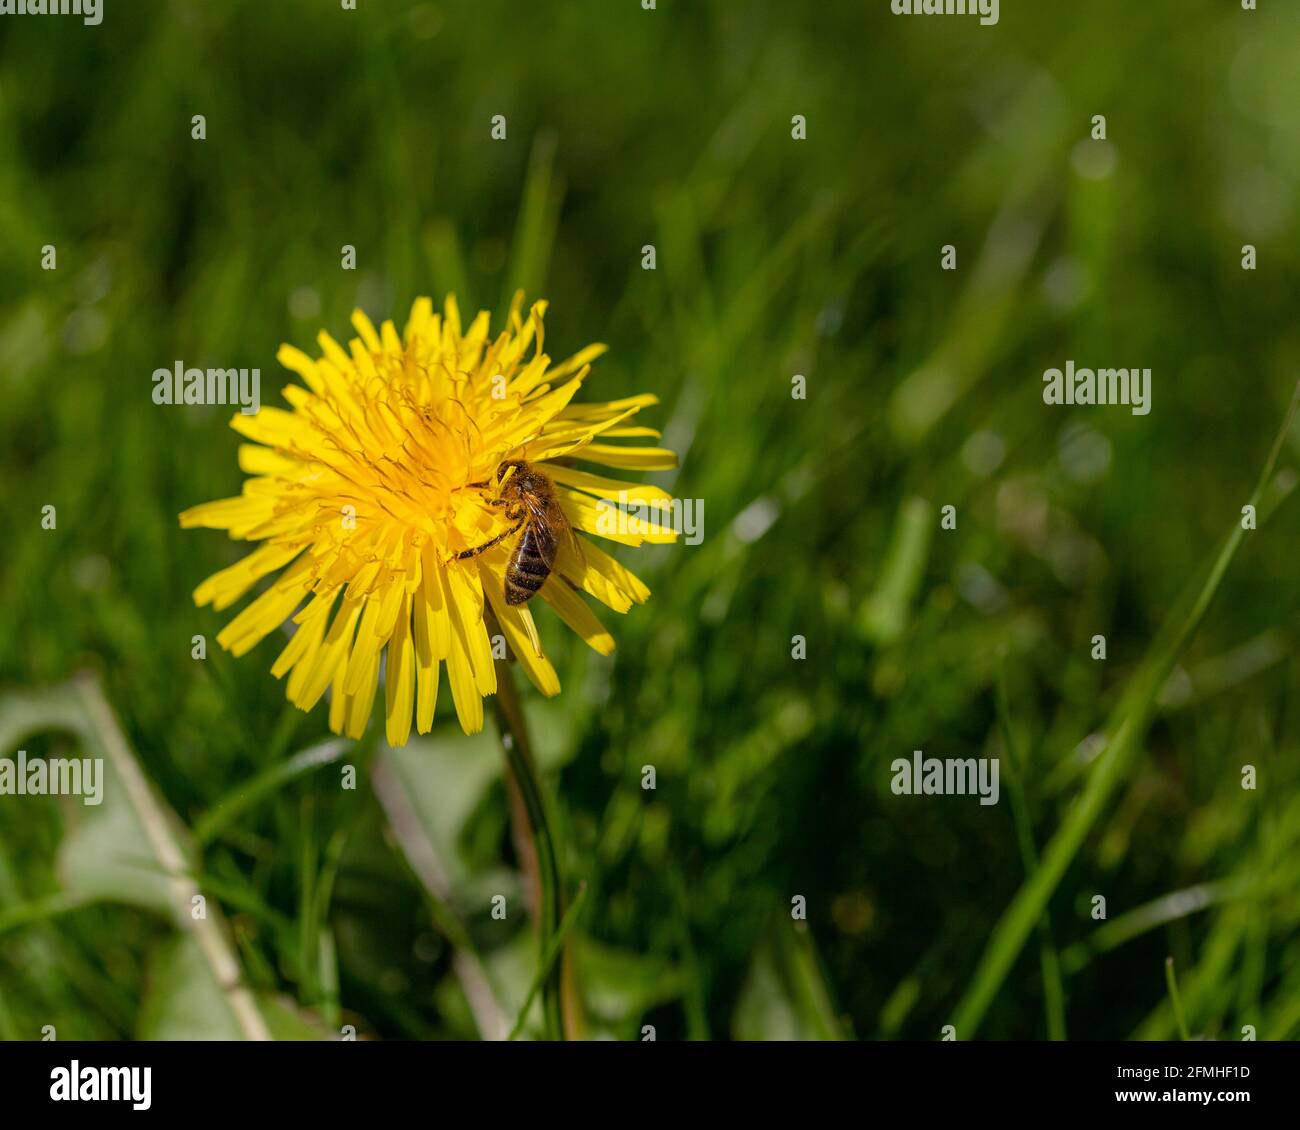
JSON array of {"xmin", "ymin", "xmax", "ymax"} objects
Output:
[{"xmin": 181, "ymin": 294, "xmax": 677, "ymax": 744}]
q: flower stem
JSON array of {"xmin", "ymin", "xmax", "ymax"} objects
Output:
[{"xmin": 491, "ymin": 657, "xmax": 566, "ymax": 1041}]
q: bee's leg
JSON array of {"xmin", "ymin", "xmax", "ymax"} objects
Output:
[{"xmin": 454, "ymin": 518, "xmax": 524, "ymax": 561}]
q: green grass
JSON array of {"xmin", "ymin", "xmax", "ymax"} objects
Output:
[{"xmin": 3, "ymin": 0, "xmax": 1300, "ymax": 1041}]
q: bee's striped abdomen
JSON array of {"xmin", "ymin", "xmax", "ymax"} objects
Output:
[{"xmin": 504, "ymin": 521, "xmax": 556, "ymax": 605}]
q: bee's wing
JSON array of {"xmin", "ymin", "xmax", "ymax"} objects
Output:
[
  {"xmin": 523, "ymin": 493, "xmax": 551, "ymax": 521},
  {"xmin": 549, "ymin": 497, "xmax": 586, "ymax": 574},
  {"xmin": 521, "ymin": 494, "xmax": 560, "ymax": 568}
]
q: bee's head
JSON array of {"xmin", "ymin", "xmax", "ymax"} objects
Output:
[{"xmin": 495, "ymin": 459, "xmax": 531, "ymax": 498}]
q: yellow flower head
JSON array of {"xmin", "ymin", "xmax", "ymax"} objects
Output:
[{"xmin": 181, "ymin": 294, "xmax": 677, "ymax": 744}]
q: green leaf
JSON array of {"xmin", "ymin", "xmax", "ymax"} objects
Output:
[
  {"xmin": 732, "ymin": 923, "xmax": 846, "ymax": 1041},
  {"xmin": 138, "ymin": 935, "xmax": 332, "ymax": 1040}
]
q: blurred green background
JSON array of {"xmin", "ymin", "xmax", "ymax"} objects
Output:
[{"xmin": 3, "ymin": 0, "xmax": 1300, "ymax": 1041}]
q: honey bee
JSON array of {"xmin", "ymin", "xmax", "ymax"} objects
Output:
[{"xmin": 456, "ymin": 460, "xmax": 576, "ymax": 605}]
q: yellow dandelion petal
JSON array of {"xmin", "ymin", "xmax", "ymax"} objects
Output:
[
  {"xmin": 214, "ymin": 556, "xmax": 313, "ymax": 656},
  {"xmin": 600, "ymin": 426, "xmax": 662, "ymax": 438},
  {"xmin": 343, "ymin": 598, "xmax": 387, "ymax": 697},
  {"xmin": 182, "ymin": 295, "xmax": 677, "ymax": 744},
  {"xmin": 294, "ymin": 596, "xmax": 363, "ymax": 713},
  {"xmin": 575, "ymin": 443, "xmax": 679, "ymax": 471},
  {"xmin": 444, "ymin": 563, "xmax": 496, "ymax": 698},
  {"xmin": 384, "ymin": 590, "xmax": 416, "ymax": 747},
  {"xmin": 350, "ymin": 309, "xmax": 383, "ymax": 354},
  {"xmin": 547, "ymin": 342, "xmax": 607, "ymax": 382},
  {"xmin": 539, "ymin": 579, "xmax": 616, "ymax": 657},
  {"xmin": 403, "ymin": 297, "xmax": 433, "ymax": 344},
  {"xmin": 555, "ymin": 536, "xmax": 650, "ymax": 612},
  {"xmin": 237, "ymin": 444, "xmax": 300, "ymax": 478},
  {"xmin": 276, "ymin": 344, "xmax": 326, "ymax": 394},
  {"xmin": 179, "ymin": 494, "xmax": 272, "ymax": 533},
  {"xmin": 557, "ymin": 487, "xmax": 679, "ymax": 546},
  {"xmin": 414, "ymin": 649, "xmax": 441, "ymax": 735},
  {"xmin": 544, "ymin": 465, "xmax": 674, "ymax": 506},
  {"xmin": 273, "ymin": 588, "xmax": 334, "ymax": 682},
  {"xmin": 229, "ymin": 405, "xmax": 310, "ymax": 447},
  {"xmin": 193, "ymin": 541, "xmax": 304, "ymax": 611},
  {"xmin": 413, "ymin": 544, "xmax": 451, "ymax": 662},
  {"xmin": 328, "ymin": 661, "xmax": 349, "ymax": 736},
  {"xmin": 344, "ymin": 647, "xmax": 381, "ymax": 740}
]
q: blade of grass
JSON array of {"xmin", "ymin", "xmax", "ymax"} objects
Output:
[
  {"xmin": 668, "ymin": 861, "xmax": 711, "ymax": 1041},
  {"xmin": 952, "ymin": 382, "xmax": 1300, "ymax": 1037},
  {"xmin": 312, "ymin": 823, "xmax": 351, "ymax": 1025},
  {"xmin": 0, "ymin": 892, "xmax": 94, "ymax": 936},
  {"xmin": 193, "ymin": 737, "xmax": 351, "ymax": 847},
  {"xmin": 1136, "ymin": 904, "xmax": 1249, "ymax": 1039},
  {"xmin": 501, "ymin": 130, "xmax": 561, "ymax": 315},
  {"xmin": 859, "ymin": 496, "xmax": 934, "ymax": 645},
  {"xmin": 995, "ymin": 659, "xmax": 1066, "ymax": 1040},
  {"xmin": 297, "ymin": 794, "xmax": 319, "ymax": 1008},
  {"xmin": 424, "ymin": 219, "xmax": 473, "ymax": 311},
  {"xmin": 1166, "ymin": 956, "xmax": 1191, "ymax": 1041},
  {"xmin": 507, "ymin": 882, "xmax": 588, "ymax": 1041},
  {"xmin": 0, "ymin": 984, "xmax": 17, "ymax": 1041},
  {"xmin": 1061, "ymin": 878, "xmax": 1250, "ymax": 974},
  {"xmin": 779, "ymin": 922, "xmax": 849, "ymax": 1041}
]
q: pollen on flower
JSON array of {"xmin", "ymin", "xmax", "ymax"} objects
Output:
[{"xmin": 180, "ymin": 293, "xmax": 679, "ymax": 745}]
